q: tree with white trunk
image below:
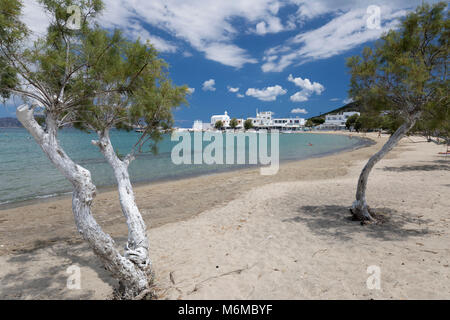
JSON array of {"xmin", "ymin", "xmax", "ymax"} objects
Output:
[
  {"xmin": 1, "ymin": 0, "xmax": 187, "ymax": 299},
  {"xmin": 346, "ymin": 2, "xmax": 448, "ymax": 222},
  {"xmin": 74, "ymin": 30, "xmax": 187, "ymax": 297}
]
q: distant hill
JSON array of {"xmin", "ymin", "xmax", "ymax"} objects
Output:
[
  {"xmin": 0, "ymin": 117, "xmax": 22, "ymax": 127},
  {"xmin": 309, "ymin": 101, "xmax": 362, "ymax": 120}
]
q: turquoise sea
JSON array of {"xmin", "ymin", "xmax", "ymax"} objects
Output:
[{"xmin": 0, "ymin": 128, "xmax": 368, "ymax": 205}]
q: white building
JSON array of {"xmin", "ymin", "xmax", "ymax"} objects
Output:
[
  {"xmin": 247, "ymin": 111, "xmax": 274, "ymax": 127},
  {"xmin": 232, "ymin": 119, "xmax": 245, "ymax": 129},
  {"xmin": 211, "ymin": 111, "xmax": 230, "ymax": 128},
  {"xmin": 192, "ymin": 120, "xmax": 211, "ymax": 131},
  {"xmin": 248, "ymin": 110, "xmax": 305, "ymax": 131},
  {"xmin": 273, "ymin": 117, "xmax": 306, "ymax": 128},
  {"xmin": 206, "ymin": 110, "xmax": 306, "ymax": 132},
  {"xmin": 322, "ymin": 111, "xmax": 360, "ymax": 129}
]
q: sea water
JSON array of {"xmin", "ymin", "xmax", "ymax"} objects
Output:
[{"xmin": 0, "ymin": 128, "xmax": 368, "ymax": 205}]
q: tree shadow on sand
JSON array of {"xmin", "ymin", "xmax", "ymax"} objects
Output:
[
  {"xmin": 283, "ymin": 205, "xmax": 433, "ymax": 242},
  {"xmin": 0, "ymin": 237, "xmax": 127, "ymax": 299},
  {"xmin": 381, "ymin": 162, "xmax": 449, "ymax": 172},
  {"xmin": 0, "ymin": 264, "xmax": 79, "ymax": 300}
]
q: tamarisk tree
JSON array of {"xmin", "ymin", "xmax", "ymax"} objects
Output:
[
  {"xmin": 0, "ymin": 0, "xmax": 186, "ymax": 299},
  {"xmin": 75, "ymin": 28, "xmax": 187, "ymax": 297},
  {"xmin": 347, "ymin": 2, "xmax": 448, "ymax": 221}
]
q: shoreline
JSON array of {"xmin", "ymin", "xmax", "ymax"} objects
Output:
[
  {"xmin": 0, "ymin": 131, "xmax": 373, "ymax": 210},
  {"xmin": 1, "ymin": 132, "xmax": 448, "ymax": 299},
  {"xmin": 0, "ymin": 131, "xmax": 378, "ymax": 256}
]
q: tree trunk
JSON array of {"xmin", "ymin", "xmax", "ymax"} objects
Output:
[
  {"xmin": 16, "ymin": 105, "xmax": 150, "ymax": 299},
  {"xmin": 92, "ymin": 130, "xmax": 152, "ymax": 287},
  {"xmin": 352, "ymin": 115, "xmax": 419, "ymax": 222}
]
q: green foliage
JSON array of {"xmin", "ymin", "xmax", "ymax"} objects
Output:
[
  {"xmin": 346, "ymin": 112, "xmax": 389, "ymax": 132},
  {"xmin": 0, "ymin": 0, "xmax": 188, "ymax": 153},
  {"xmin": 380, "ymin": 112, "xmax": 403, "ymax": 134},
  {"xmin": 347, "ymin": 2, "xmax": 449, "ymax": 130},
  {"xmin": 345, "ymin": 114, "xmax": 359, "ymax": 130},
  {"xmin": 0, "ymin": 58, "xmax": 18, "ymax": 99},
  {"xmin": 214, "ymin": 120, "xmax": 224, "ymax": 130},
  {"xmin": 244, "ymin": 119, "xmax": 253, "ymax": 130},
  {"xmin": 305, "ymin": 119, "xmax": 314, "ymax": 128},
  {"xmin": 412, "ymin": 103, "xmax": 450, "ymax": 139},
  {"xmin": 353, "ymin": 117, "xmax": 362, "ymax": 132},
  {"xmin": 229, "ymin": 118, "xmax": 238, "ymax": 130},
  {"xmin": 310, "ymin": 117, "xmax": 325, "ymax": 125},
  {"xmin": 73, "ymin": 28, "xmax": 188, "ymax": 151},
  {"xmin": 354, "ymin": 113, "xmax": 382, "ymax": 132},
  {"xmin": 0, "ymin": 0, "xmax": 26, "ymax": 99},
  {"xmin": 0, "ymin": 0, "xmax": 28, "ymax": 45},
  {"xmin": 1, "ymin": 0, "xmax": 105, "ymax": 110}
]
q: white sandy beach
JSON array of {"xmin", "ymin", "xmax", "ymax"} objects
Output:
[{"xmin": 0, "ymin": 133, "xmax": 449, "ymax": 299}]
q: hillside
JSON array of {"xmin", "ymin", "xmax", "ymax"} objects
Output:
[{"xmin": 309, "ymin": 101, "xmax": 362, "ymax": 120}]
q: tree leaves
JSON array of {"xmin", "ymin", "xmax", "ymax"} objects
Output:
[
  {"xmin": 1, "ymin": 0, "xmax": 188, "ymax": 152},
  {"xmin": 347, "ymin": 1, "xmax": 449, "ymax": 126}
]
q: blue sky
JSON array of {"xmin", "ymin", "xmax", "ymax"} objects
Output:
[{"xmin": 1, "ymin": 0, "xmax": 440, "ymax": 126}]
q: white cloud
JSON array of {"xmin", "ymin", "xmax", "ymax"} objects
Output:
[
  {"xmin": 343, "ymin": 98, "xmax": 354, "ymax": 104},
  {"xmin": 255, "ymin": 16, "xmax": 285, "ymax": 35},
  {"xmin": 290, "ymin": 92, "xmax": 309, "ymax": 102},
  {"xmin": 256, "ymin": 22, "xmax": 268, "ymax": 35},
  {"xmin": 288, "ymin": 74, "xmax": 324, "ymax": 94},
  {"xmin": 291, "ymin": 108, "xmax": 308, "ymax": 114},
  {"xmin": 246, "ymin": 85, "xmax": 287, "ymax": 102},
  {"xmin": 290, "ymin": 0, "xmax": 420, "ymax": 21},
  {"xmin": 187, "ymin": 87, "xmax": 195, "ymax": 94},
  {"xmin": 19, "ymin": 0, "xmax": 433, "ymax": 70},
  {"xmin": 237, "ymin": 93, "xmax": 245, "ymax": 98},
  {"xmin": 262, "ymin": 0, "xmax": 427, "ymax": 72},
  {"xmin": 291, "ymin": 9, "xmax": 399, "ymax": 61},
  {"xmin": 125, "ymin": 24, "xmax": 178, "ymax": 53},
  {"xmin": 227, "ymin": 86, "xmax": 240, "ymax": 93},
  {"xmin": 20, "ymin": 0, "xmax": 178, "ymax": 53},
  {"xmin": 330, "ymin": 98, "xmax": 340, "ymax": 101},
  {"xmin": 288, "ymin": 74, "xmax": 324, "ymax": 102},
  {"xmin": 99, "ymin": 0, "xmax": 289, "ymax": 68},
  {"xmin": 202, "ymin": 43, "xmax": 257, "ymax": 68},
  {"xmin": 148, "ymin": 36, "xmax": 178, "ymax": 53},
  {"xmin": 202, "ymin": 79, "xmax": 216, "ymax": 92},
  {"xmin": 21, "ymin": 0, "xmax": 49, "ymax": 39}
]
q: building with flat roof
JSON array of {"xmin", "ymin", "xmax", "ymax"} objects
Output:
[
  {"xmin": 248, "ymin": 110, "xmax": 306, "ymax": 131},
  {"xmin": 211, "ymin": 111, "xmax": 230, "ymax": 128},
  {"xmin": 320, "ymin": 111, "xmax": 360, "ymax": 130},
  {"xmin": 199, "ymin": 109, "xmax": 307, "ymax": 132}
]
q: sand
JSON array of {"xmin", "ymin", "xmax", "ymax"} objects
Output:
[{"xmin": 0, "ymin": 132, "xmax": 448, "ymax": 299}]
